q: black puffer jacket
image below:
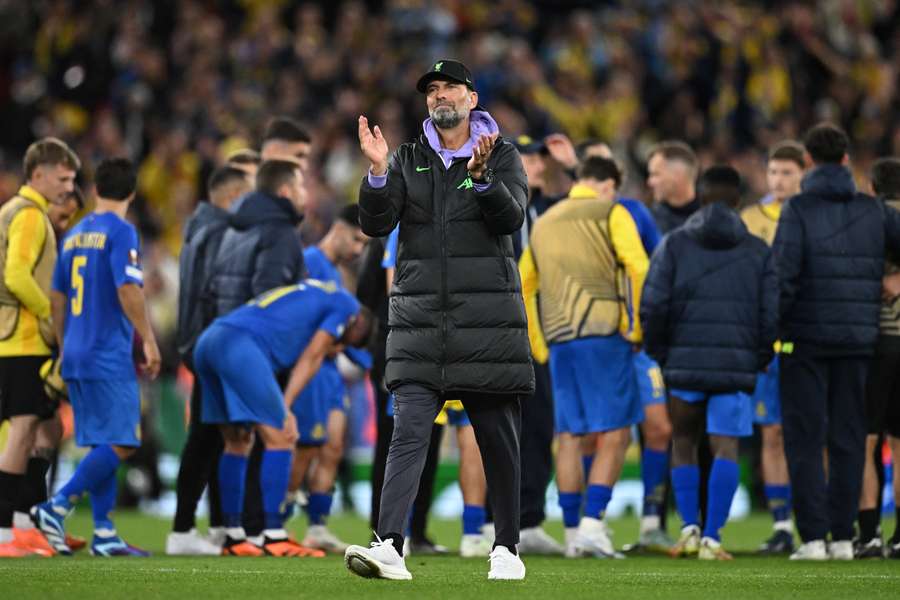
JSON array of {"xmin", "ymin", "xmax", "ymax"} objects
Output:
[
  {"xmin": 176, "ymin": 202, "xmax": 230, "ymax": 365},
  {"xmin": 358, "ymin": 135, "xmax": 535, "ymax": 396},
  {"xmin": 641, "ymin": 202, "xmax": 777, "ymax": 393},
  {"xmin": 208, "ymin": 190, "xmax": 304, "ymax": 318},
  {"xmin": 773, "ymin": 164, "xmax": 900, "ymax": 356}
]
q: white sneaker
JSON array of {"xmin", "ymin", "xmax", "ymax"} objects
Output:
[
  {"xmin": 302, "ymin": 524, "xmax": 349, "ymax": 553},
  {"xmin": 518, "ymin": 526, "xmax": 564, "ymax": 555},
  {"xmin": 345, "ymin": 535, "xmax": 412, "ymax": 580},
  {"xmin": 206, "ymin": 527, "xmax": 226, "ymax": 547},
  {"xmin": 482, "ymin": 523, "xmax": 496, "ymax": 545},
  {"xmin": 165, "ymin": 529, "xmax": 222, "ymax": 556},
  {"xmin": 564, "ymin": 527, "xmax": 584, "ymax": 558},
  {"xmin": 828, "ymin": 540, "xmax": 854, "ymax": 561},
  {"xmin": 460, "ymin": 534, "xmax": 492, "ymax": 558},
  {"xmin": 488, "ymin": 546, "xmax": 526, "ymax": 580},
  {"xmin": 790, "ymin": 540, "xmax": 828, "ymax": 561},
  {"xmin": 574, "ymin": 517, "xmax": 623, "ymax": 559}
]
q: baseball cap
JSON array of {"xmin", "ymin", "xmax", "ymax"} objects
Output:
[
  {"xmin": 416, "ymin": 60, "xmax": 475, "ymax": 93},
  {"xmin": 512, "ymin": 135, "xmax": 546, "ymax": 155}
]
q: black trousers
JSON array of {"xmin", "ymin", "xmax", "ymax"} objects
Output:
[
  {"xmin": 780, "ymin": 354, "xmax": 869, "ymax": 542},
  {"xmin": 519, "ymin": 360, "xmax": 554, "ymax": 529},
  {"xmin": 369, "ymin": 381, "xmax": 444, "ymax": 539},
  {"xmin": 378, "ymin": 385, "xmax": 522, "ymax": 548},
  {"xmin": 173, "ymin": 381, "xmax": 223, "ymax": 532}
]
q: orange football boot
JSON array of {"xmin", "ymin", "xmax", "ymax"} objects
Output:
[
  {"xmin": 262, "ymin": 537, "xmax": 325, "ymax": 557},
  {"xmin": 66, "ymin": 534, "xmax": 87, "ymax": 552},
  {"xmin": 0, "ymin": 541, "xmax": 35, "ymax": 557},
  {"xmin": 12, "ymin": 528, "xmax": 55, "ymax": 557},
  {"xmin": 221, "ymin": 538, "xmax": 264, "ymax": 557}
]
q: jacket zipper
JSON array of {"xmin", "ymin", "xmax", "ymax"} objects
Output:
[{"xmin": 439, "ymin": 154, "xmax": 448, "ymax": 394}]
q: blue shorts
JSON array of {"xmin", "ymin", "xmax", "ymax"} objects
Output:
[
  {"xmin": 634, "ymin": 350, "xmax": 666, "ymax": 407},
  {"xmin": 293, "ymin": 360, "xmax": 346, "ymax": 446},
  {"xmin": 670, "ymin": 388, "xmax": 753, "ymax": 437},
  {"xmin": 550, "ymin": 336, "xmax": 642, "ymax": 434},
  {"xmin": 194, "ymin": 323, "xmax": 285, "ymax": 429},
  {"xmin": 752, "ymin": 357, "xmax": 781, "ymax": 426},
  {"xmin": 67, "ymin": 378, "xmax": 141, "ymax": 447}
]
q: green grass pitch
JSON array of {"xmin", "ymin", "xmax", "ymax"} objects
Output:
[{"xmin": 1, "ymin": 511, "xmax": 898, "ymax": 599}]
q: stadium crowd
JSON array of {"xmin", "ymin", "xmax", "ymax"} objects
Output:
[{"xmin": 1, "ymin": 0, "xmax": 900, "ymax": 577}]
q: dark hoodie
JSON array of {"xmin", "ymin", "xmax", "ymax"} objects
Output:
[
  {"xmin": 641, "ymin": 201, "xmax": 777, "ymax": 393},
  {"xmin": 177, "ymin": 201, "xmax": 230, "ymax": 364},
  {"xmin": 774, "ymin": 164, "xmax": 900, "ymax": 356},
  {"xmin": 207, "ymin": 190, "xmax": 304, "ymax": 318}
]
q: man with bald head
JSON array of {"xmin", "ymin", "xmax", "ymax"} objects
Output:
[{"xmin": 646, "ymin": 141, "xmax": 700, "ymax": 234}]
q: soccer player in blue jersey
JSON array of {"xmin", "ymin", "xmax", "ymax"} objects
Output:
[
  {"xmin": 286, "ymin": 205, "xmax": 369, "ymax": 553},
  {"xmin": 193, "ymin": 279, "xmax": 370, "ymax": 557},
  {"xmin": 32, "ymin": 158, "xmax": 160, "ymax": 557}
]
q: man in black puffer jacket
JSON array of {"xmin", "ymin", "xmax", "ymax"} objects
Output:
[
  {"xmin": 773, "ymin": 124, "xmax": 900, "ymax": 560},
  {"xmin": 344, "ymin": 60, "xmax": 533, "ymax": 582},
  {"xmin": 642, "ymin": 166, "xmax": 777, "ymax": 560}
]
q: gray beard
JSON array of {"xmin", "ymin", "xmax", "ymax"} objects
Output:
[{"xmin": 430, "ymin": 105, "xmax": 468, "ymax": 129}]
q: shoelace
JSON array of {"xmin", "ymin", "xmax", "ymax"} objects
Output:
[{"xmin": 369, "ymin": 532, "xmax": 395, "ymax": 552}]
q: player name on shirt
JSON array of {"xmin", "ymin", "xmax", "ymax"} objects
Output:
[{"xmin": 63, "ymin": 232, "xmax": 108, "ymax": 251}]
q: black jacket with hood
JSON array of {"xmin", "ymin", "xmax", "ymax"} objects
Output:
[
  {"xmin": 641, "ymin": 201, "xmax": 778, "ymax": 393},
  {"xmin": 208, "ymin": 190, "xmax": 304, "ymax": 318},
  {"xmin": 358, "ymin": 125, "xmax": 535, "ymax": 396},
  {"xmin": 773, "ymin": 164, "xmax": 900, "ymax": 356}
]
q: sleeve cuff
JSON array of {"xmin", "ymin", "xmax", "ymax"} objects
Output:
[
  {"xmin": 473, "ymin": 182, "xmax": 492, "ymax": 193},
  {"xmin": 367, "ymin": 171, "xmax": 388, "ymax": 189}
]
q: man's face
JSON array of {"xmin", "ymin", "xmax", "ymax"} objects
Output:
[
  {"xmin": 766, "ymin": 159, "xmax": 803, "ymax": 202},
  {"xmin": 647, "ymin": 154, "xmax": 688, "ymax": 203},
  {"xmin": 425, "ymin": 80, "xmax": 475, "ymax": 129},
  {"xmin": 30, "ymin": 163, "xmax": 76, "ymax": 204},
  {"xmin": 262, "ymin": 140, "xmax": 311, "ymax": 172},
  {"xmin": 521, "ymin": 153, "xmax": 545, "ymax": 190},
  {"xmin": 47, "ymin": 196, "xmax": 79, "ymax": 236},
  {"xmin": 334, "ymin": 222, "xmax": 369, "ymax": 265},
  {"xmin": 279, "ymin": 169, "xmax": 307, "ymax": 215}
]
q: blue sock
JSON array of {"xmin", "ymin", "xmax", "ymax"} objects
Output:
[
  {"xmin": 703, "ymin": 458, "xmax": 739, "ymax": 541},
  {"xmin": 53, "ymin": 445, "xmax": 120, "ymax": 511},
  {"xmin": 641, "ymin": 449, "xmax": 668, "ymax": 517},
  {"xmin": 306, "ymin": 492, "xmax": 334, "ymax": 527},
  {"xmin": 764, "ymin": 484, "xmax": 791, "ymax": 523},
  {"xmin": 558, "ymin": 492, "xmax": 582, "ymax": 528},
  {"xmin": 260, "ymin": 449, "xmax": 292, "ymax": 530},
  {"xmin": 671, "ymin": 464, "xmax": 700, "ymax": 527},
  {"xmin": 218, "ymin": 453, "xmax": 248, "ymax": 529},
  {"xmin": 582, "ymin": 455, "xmax": 594, "ymax": 484},
  {"xmin": 584, "ymin": 485, "xmax": 613, "ymax": 520},
  {"xmin": 89, "ymin": 470, "xmax": 118, "ymax": 532},
  {"xmin": 462, "ymin": 504, "xmax": 486, "ymax": 535}
]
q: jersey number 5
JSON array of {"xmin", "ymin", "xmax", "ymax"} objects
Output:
[{"xmin": 71, "ymin": 256, "xmax": 87, "ymax": 316}]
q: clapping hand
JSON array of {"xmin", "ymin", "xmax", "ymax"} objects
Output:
[
  {"xmin": 358, "ymin": 115, "xmax": 389, "ymax": 176},
  {"xmin": 467, "ymin": 133, "xmax": 499, "ymax": 179}
]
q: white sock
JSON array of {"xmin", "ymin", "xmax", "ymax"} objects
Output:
[
  {"xmin": 774, "ymin": 520, "xmax": 792, "ymax": 533},
  {"xmin": 263, "ymin": 528, "xmax": 287, "ymax": 540},
  {"xmin": 0, "ymin": 527, "xmax": 12, "ymax": 543},
  {"xmin": 564, "ymin": 527, "xmax": 578, "ymax": 545},
  {"xmin": 13, "ymin": 512, "xmax": 34, "ymax": 530},
  {"xmin": 640, "ymin": 515, "xmax": 661, "ymax": 534},
  {"xmin": 225, "ymin": 527, "xmax": 246, "ymax": 540},
  {"xmin": 95, "ymin": 527, "xmax": 117, "ymax": 537}
]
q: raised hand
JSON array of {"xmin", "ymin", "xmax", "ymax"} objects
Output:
[
  {"xmin": 358, "ymin": 115, "xmax": 389, "ymax": 175},
  {"xmin": 467, "ymin": 132, "xmax": 499, "ymax": 179},
  {"xmin": 544, "ymin": 133, "xmax": 578, "ymax": 169}
]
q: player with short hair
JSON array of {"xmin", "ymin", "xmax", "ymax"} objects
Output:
[
  {"xmin": 521, "ymin": 156, "xmax": 649, "ymax": 558},
  {"xmin": 32, "ymin": 157, "xmax": 161, "ymax": 557},
  {"xmin": 285, "ymin": 204, "xmax": 370, "ymax": 553},
  {"xmin": 194, "ymin": 279, "xmax": 370, "ymax": 557},
  {"xmin": 741, "ymin": 140, "xmax": 805, "ymax": 554},
  {"xmin": 0, "ymin": 137, "xmax": 80, "ymax": 558},
  {"xmin": 261, "ymin": 116, "xmax": 312, "ymax": 170},
  {"xmin": 642, "ymin": 166, "xmax": 777, "ymax": 560}
]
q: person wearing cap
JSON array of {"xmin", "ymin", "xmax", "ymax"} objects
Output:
[{"xmin": 346, "ymin": 59, "xmax": 532, "ymax": 581}]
